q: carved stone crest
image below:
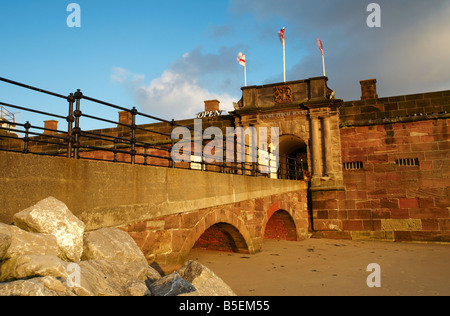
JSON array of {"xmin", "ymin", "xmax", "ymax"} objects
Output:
[{"xmin": 273, "ymin": 86, "xmax": 293, "ymax": 104}]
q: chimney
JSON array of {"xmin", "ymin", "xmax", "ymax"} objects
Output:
[
  {"xmin": 118, "ymin": 111, "xmax": 132, "ymax": 127},
  {"xmin": 360, "ymin": 79, "xmax": 378, "ymax": 100},
  {"xmin": 43, "ymin": 120, "xmax": 58, "ymax": 135},
  {"xmin": 204, "ymin": 100, "xmax": 220, "ymax": 112}
]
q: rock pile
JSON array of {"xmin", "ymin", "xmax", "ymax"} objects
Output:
[{"xmin": 0, "ymin": 197, "xmax": 236, "ymax": 296}]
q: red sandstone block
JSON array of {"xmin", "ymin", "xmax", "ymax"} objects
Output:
[
  {"xmin": 321, "ymin": 231, "xmax": 351, "ymax": 239},
  {"xmin": 395, "ymin": 231, "xmax": 450, "ymax": 243},
  {"xmin": 337, "ymin": 210, "xmax": 348, "ymax": 220},
  {"xmin": 327, "ymin": 210, "xmax": 338, "ymax": 219},
  {"xmin": 313, "ymin": 220, "xmax": 342, "ymax": 231},
  {"xmin": 402, "ymin": 136, "xmax": 421, "ymax": 144},
  {"xmin": 341, "ymin": 128, "xmax": 357, "ymax": 136},
  {"xmin": 439, "ymin": 219, "xmax": 450, "ymax": 230},
  {"xmin": 348, "ymin": 209, "xmax": 372, "ymax": 219},
  {"xmin": 338, "ymin": 199, "xmax": 356, "ymax": 209},
  {"xmin": 399, "ymin": 198, "xmax": 419, "ymax": 209},
  {"xmin": 438, "ymin": 140, "xmax": 450, "ymax": 150},
  {"xmin": 372, "ymin": 209, "xmax": 391, "ymax": 219},
  {"xmin": 316, "ymin": 210, "xmax": 329, "ymax": 219},
  {"xmin": 390, "ymin": 208, "xmax": 410, "ymax": 219},
  {"xmin": 409, "ymin": 208, "xmax": 449, "ymax": 219},
  {"xmin": 342, "ymin": 220, "xmax": 364, "ymax": 231},
  {"xmin": 312, "ymin": 199, "xmax": 338, "ymax": 210},
  {"xmin": 346, "ymin": 190, "xmax": 368, "ymax": 200},
  {"xmin": 370, "ymin": 154, "xmax": 390, "ymax": 163},
  {"xmin": 364, "ymin": 220, "xmax": 381, "ymax": 231},
  {"xmin": 420, "ymin": 161, "xmax": 433, "ymax": 170},
  {"xmin": 422, "ymin": 219, "xmax": 439, "ymax": 231},
  {"xmin": 380, "ymin": 198, "xmax": 399, "ymax": 209},
  {"xmin": 418, "ymin": 198, "xmax": 435, "ymax": 208},
  {"xmin": 411, "ymin": 143, "xmax": 438, "ymax": 152},
  {"xmin": 435, "ymin": 197, "xmax": 450, "ymax": 209}
]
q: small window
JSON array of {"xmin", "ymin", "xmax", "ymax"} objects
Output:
[
  {"xmin": 343, "ymin": 161, "xmax": 364, "ymax": 170},
  {"xmin": 396, "ymin": 158, "xmax": 419, "ymax": 167}
]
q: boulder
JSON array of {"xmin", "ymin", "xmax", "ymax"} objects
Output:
[
  {"xmin": 73, "ymin": 260, "xmax": 151, "ymax": 296},
  {"xmin": 0, "ymin": 254, "xmax": 69, "ymax": 282},
  {"xmin": 82, "ymin": 227, "xmax": 148, "ymax": 267},
  {"xmin": 0, "ymin": 276, "xmax": 75, "ymax": 296},
  {"xmin": 2, "ymin": 225, "xmax": 59, "ymax": 260},
  {"xmin": 177, "ymin": 260, "xmax": 237, "ymax": 296},
  {"xmin": 0, "ymin": 223, "xmax": 12, "ymax": 260},
  {"xmin": 13, "ymin": 197, "xmax": 85, "ymax": 262},
  {"xmin": 148, "ymin": 273, "xmax": 196, "ymax": 297}
]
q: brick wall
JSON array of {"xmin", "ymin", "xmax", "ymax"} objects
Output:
[{"xmin": 312, "ymin": 89, "xmax": 450, "ymax": 242}]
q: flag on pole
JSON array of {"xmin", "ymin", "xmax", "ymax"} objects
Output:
[
  {"xmin": 317, "ymin": 38, "xmax": 324, "ymax": 56},
  {"xmin": 237, "ymin": 52, "xmax": 247, "ymax": 86},
  {"xmin": 237, "ymin": 52, "xmax": 246, "ymax": 67},
  {"xmin": 279, "ymin": 27, "xmax": 286, "ymax": 82},
  {"xmin": 317, "ymin": 38, "xmax": 326, "ymax": 77},
  {"xmin": 278, "ymin": 27, "xmax": 286, "ymax": 45}
]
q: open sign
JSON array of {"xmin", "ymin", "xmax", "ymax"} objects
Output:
[{"xmin": 196, "ymin": 110, "xmax": 223, "ymax": 119}]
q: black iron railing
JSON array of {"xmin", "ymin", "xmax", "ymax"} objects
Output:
[{"xmin": 0, "ymin": 77, "xmax": 306, "ymax": 180}]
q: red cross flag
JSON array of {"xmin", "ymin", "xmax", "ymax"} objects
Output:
[
  {"xmin": 237, "ymin": 52, "xmax": 247, "ymax": 86},
  {"xmin": 318, "ymin": 38, "xmax": 324, "ymax": 56},
  {"xmin": 237, "ymin": 52, "xmax": 246, "ymax": 67},
  {"xmin": 278, "ymin": 27, "xmax": 286, "ymax": 45}
]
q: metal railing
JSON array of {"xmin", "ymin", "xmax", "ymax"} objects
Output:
[{"xmin": 0, "ymin": 77, "xmax": 306, "ymax": 180}]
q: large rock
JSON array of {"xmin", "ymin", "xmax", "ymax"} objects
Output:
[
  {"xmin": 148, "ymin": 273, "xmax": 196, "ymax": 297},
  {"xmin": 0, "ymin": 254, "xmax": 69, "ymax": 282},
  {"xmin": 73, "ymin": 260, "xmax": 151, "ymax": 296},
  {"xmin": 2, "ymin": 225, "xmax": 59, "ymax": 261},
  {"xmin": 0, "ymin": 224, "xmax": 12, "ymax": 260},
  {"xmin": 13, "ymin": 197, "xmax": 85, "ymax": 262},
  {"xmin": 0, "ymin": 276, "xmax": 75, "ymax": 296},
  {"xmin": 177, "ymin": 260, "xmax": 237, "ymax": 296},
  {"xmin": 82, "ymin": 228, "xmax": 148, "ymax": 267}
]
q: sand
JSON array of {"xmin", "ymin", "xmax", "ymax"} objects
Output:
[{"xmin": 187, "ymin": 239, "xmax": 450, "ymax": 296}]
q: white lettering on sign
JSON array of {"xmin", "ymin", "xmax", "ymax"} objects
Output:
[{"xmin": 196, "ymin": 110, "xmax": 223, "ymax": 119}]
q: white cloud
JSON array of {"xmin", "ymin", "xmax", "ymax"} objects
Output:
[
  {"xmin": 134, "ymin": 69, "xmax": 236, "ymax": 120},
  {"xmin": 111, "ymin": 48, "xmax": 240, "ymax": 120}
]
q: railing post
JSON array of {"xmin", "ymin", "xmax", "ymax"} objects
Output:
[
  {"xmin": 23, "ymin": 121, "xmax": 31, "ymax": 154},
  {"xmin": 170, "ymin": 119, "xmax": 175, "ymax": 168},
  {"xmin": 130, "ymin": 107, "xmax": 138, "ymax": 165},
  {"xmin": 66, "ymin": 93, "xmax": 75, "ymax": 158},
  {"xmin": 143, "ymin": 145, "xmax": 148, "ymax": 166},
  {"xmin": 113, "ymin": 138, "xmax": 118, "ymax": 163},
  {"xmin": 73, "ymin": 89, "xmax": 83, "ymax": 159}
]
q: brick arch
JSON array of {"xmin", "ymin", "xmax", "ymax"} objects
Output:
[
  {"xmin": 264, "ymin": 209, "xmax": 298, "ymax": 241},
  {"xmin": 179, "ymin": 209, "xmax": 254, "ymax": 261},
  {"xmin": 262, "ymin": 202, "xmax": 299, "ymax": 241},
  {"xmin": 193, "ymin": 222, "xmax": 250, "ymax": 253}
]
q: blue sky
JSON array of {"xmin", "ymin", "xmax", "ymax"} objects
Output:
[{"xmin": 1, "ymin": 0, "xmax": 450, "ymax": 130}]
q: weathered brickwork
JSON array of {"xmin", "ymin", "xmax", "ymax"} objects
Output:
[
  {"xmin": 312, "ymin": 88, "xmax": 450, "ymax": 242},
  {"xmin": 119, "ymin": 190, "xmax": 309, "ymax": 273}
]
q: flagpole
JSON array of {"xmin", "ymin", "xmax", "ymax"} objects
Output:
[
  {"xmin": 283, "ymin": 41, "xmax": 286, "ymax": 83},
  {"xmin": 244, "ymin": 63, "xmax": 247, "ymax": 87},
  {"xmin": 322, "ymin": 53, "xmax": 326, "ymax": 77}
]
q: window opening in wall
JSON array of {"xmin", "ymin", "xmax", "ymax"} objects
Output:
[
  {"xmin": 343, "ymin": 161, "xmax": 364, "ymax": 170},
  {"xmin": 395, "ymin": 158, "xmax": 420, "ymax": 167}
]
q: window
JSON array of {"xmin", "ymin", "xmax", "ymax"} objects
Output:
[
  {"xmin": 395, "ymin": 158, "xmax": 419, "ymax": 167},
  {"xmin": 343, "ymin": 161, "xmax": 364, "ymax": 170}
]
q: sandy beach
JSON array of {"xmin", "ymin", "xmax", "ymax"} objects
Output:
[{"xmin": 187, "ymin": 239, "xmax": 450, "ymax": 296}]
